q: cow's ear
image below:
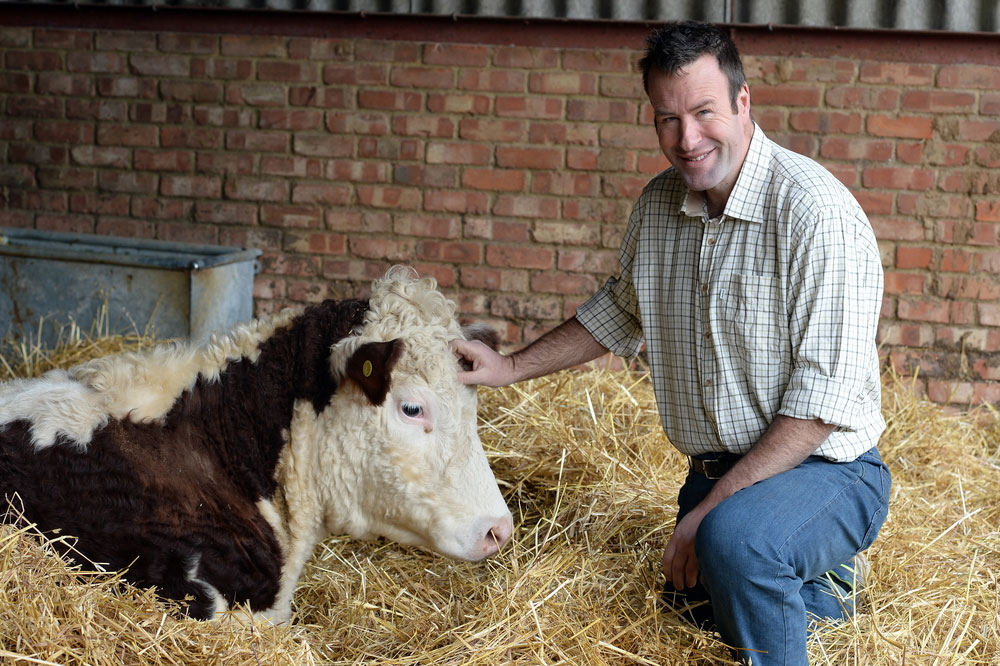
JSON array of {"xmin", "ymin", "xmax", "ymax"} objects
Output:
[
  {"xmin": 345, "ymin": 339, "xmax": 404, "ymax": 406},
  {"xmin": 461, "ymin": 323, "xmax": 499, "ymax": 351}
]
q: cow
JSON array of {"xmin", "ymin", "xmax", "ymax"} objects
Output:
[{"xmin": 0, "ymin": 267, "xmax": 513, "ymax": 623}]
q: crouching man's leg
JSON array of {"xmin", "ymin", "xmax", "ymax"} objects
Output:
[{"xmin": 667, "ymin": 448, "xmax": 890, "ymax": 665}]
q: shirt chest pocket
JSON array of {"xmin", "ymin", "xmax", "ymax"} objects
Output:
[{"xmin": 723, "ymin": 273, "xmax": 790, "ymax": 384}]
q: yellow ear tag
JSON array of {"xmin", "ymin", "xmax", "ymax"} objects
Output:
[{"xmin": 362, "ymin": 360, "xmax": 373, "ymax": 377}]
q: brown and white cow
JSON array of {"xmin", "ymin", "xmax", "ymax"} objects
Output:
[{"xmin": 0, "ymin": 268, "xmax": 512, "ymax": 623}]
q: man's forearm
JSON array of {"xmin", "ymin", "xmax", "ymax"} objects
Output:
[
  {"xmin": 509, "ymin": 317, "xmax": 609, "ymax": 383},
  {"xmin": 706, "ymin": 415, "xmax": 836, "ymax": 506}
]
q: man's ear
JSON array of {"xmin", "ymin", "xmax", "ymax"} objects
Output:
[{"xmin": 345, "ymin": 339, "xmax": 404, "ymax": 406}]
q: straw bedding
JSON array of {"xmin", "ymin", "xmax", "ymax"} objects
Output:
[{"xmin": 1, "ymin": 326, "xmax": 997, "ymax": 665}]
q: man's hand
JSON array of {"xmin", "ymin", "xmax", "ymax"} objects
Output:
[
  {"xmin": 451, "ymin": 338, "xmax": 516, "ymax": 387},
  {"xmin": 662, "ymin": 505, "xmax": 708, "ymax": 589}
]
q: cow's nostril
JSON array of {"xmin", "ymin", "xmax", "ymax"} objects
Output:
[{"xmin": 485, "ymin": 516, "xmax": 513, "ymax": 552}]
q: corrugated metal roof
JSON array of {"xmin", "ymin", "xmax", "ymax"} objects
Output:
[{"xmin": 4, "ymin": 0, "xmax": 999, "ymax": 32}]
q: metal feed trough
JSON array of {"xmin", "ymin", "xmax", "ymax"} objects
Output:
[{"xmin": 0, "ymin": 228, "xmax": 261, "ymax": 346}]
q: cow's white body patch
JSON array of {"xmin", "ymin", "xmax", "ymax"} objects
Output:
[
  {"xmin": 186, "ymin": 554, "xmax": 229, "ymax": 618},
  {"xmin": 0, "ymin": 371, "xmax": 107, "ymax": 451}
]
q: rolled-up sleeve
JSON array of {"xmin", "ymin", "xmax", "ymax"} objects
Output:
[
  {"xmin": 778, "ymin": 202, "xmax": 884, "ymax": 432},
  {"xmin": 575, "ymin": 201, "xmax": 645, "ymax": 360}
]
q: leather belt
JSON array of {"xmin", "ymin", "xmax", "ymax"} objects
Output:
[{"xmin": 688, "ymin": 454, "xmax": 741, "ymax": 480}]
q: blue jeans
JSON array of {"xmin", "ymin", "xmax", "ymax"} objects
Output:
[{"xmin": 663, "ymin": 448, "xmax": 891, "ymax": 665}]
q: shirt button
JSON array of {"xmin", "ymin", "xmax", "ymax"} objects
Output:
[
  {"xmin": 706, "ymin": 237, "xmax": 716, "ymax": 245},
  {"xmin": 701, "ymin": 284, "xmax": 709, "ymax": 295},
  {"xmin": 704, "ymin": 331, "xmax": 712, "ymax": 340},
  {"xmin": 704, "ymin": 379, "xmax": 713, "ymax": 387}
]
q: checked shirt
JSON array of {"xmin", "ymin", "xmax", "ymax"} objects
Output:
[{"xmin": 575, "ymin": 125, "xmax": 885, "ymax": 462}]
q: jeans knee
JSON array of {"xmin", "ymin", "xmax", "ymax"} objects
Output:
[{"xmin": 696, "ymin": 503, "xmax": 775, "ymax": 579}]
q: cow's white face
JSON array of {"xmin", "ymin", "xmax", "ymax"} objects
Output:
[{"xmin": 320, "ymin": 334, "xmax": 512, "ymax": 562}]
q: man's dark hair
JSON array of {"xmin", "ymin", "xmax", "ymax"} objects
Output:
[{"xmin": 639, "ymin": 20, "xmax": 747, "ymax": 113}]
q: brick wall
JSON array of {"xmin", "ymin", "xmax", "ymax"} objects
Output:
[{"xmin": 1, "ymin": 9, "xmax": 998, "ymax": 407}]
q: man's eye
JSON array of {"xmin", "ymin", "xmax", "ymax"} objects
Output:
[{"xmin": 401, "ymin": 402, "xmax": 423, "ymax": 418}]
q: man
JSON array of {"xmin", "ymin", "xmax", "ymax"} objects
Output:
[{"xmin": 451, "ymin": 20, "xmax": 891, "ymax": 666}]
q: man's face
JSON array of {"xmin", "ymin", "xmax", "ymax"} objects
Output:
[{"xmin": 648, "ymin": 54, "xmax": 752, "ymax": 212}]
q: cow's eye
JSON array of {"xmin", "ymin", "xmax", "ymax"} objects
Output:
[{"xmin": 400, "ymin": 402, "xmax": 423, "ymax": 419}]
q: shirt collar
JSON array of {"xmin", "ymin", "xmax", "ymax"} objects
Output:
[{"xmin": 678, "ymin": 123, "xmax": 770, "ymax": 224}]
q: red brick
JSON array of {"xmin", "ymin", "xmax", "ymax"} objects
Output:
[
  {"xmin": 131, "ymin": 198, "xmax": 191, "ymax": 220},
  {"xmin": 491, "ymin": 294, "xmax": 562, "ymax": 321},
  {"xmin": 982, "ymin": 94, "xmax": 1000, "ymax": 116},
  {"xmin": 292, "ymin": 134, "xmax": 353, "ymax": 157},
  {"xmin": 533, "ymin": 221, "xmax": 600, "ymax": 246},
  {"xmin": 977, "ymin": 201, "xmax": 1000, "ymax": 222},
  {"xmin": 566, "ymin": 99, "xmax": 638, "ymax": 123},
  {"xmin": 358, "ymin": 137, "xmax": 421, "ymax": 161},
  {"xmin": 356, "ymin": 185, "xmax": 421, "ymax": 210},
  {"xmin": 883, "ymin": 271, "xmax": 927, "ymax": 295},
  {"xmin": 225, "ymin": 83, "xmax": 285, "ymax": 107},
  {"xmin": 458, "ymin": 69, "xmax": 526, "ymax": 93},
  {"xmin": 192, "ymin": 58, "xmax": 253, "ymax": 80},
  {"xmin": 600, "ymin": 74, "xmax": 643, "ymax": 99},
  {"xmin": 779, "ymin": 58, "xmax": 855, "ymax": 83},
  {"xmin": 390, "ymin": 214, "xmax": 458, "ymax": 239},
  {"xmin": 459, "ymin": 118, "xmax": 526, "ymax": 143},
  {"xmin": 427, "ymin": 93, "xmax": 490, "ymax": 115},
  {"xmin": 956, "ymin": 119, "xmax": 1000, "ymax": 142},
  {"xmin": 349, "ymin": 237, "xmax": 416, "ymax": 262},
  {"xmin": 130, "ymin": 54, "xmax": 189, "ymax": 77},
  {"xmin": 97, "ymin": 77, "xmax": 158, "ymax": 99},
  {"xmin": 259, "ymin": 109, "xmax": 322, "ymax": 131},
  {"xmin": 926, "ymin": 380, "xmax": 974, "ymax": 405},
  {"xmin": 160, "ymin": 127, "xmax": 223, "ymax": 150},
  {"xmin": 95, "ymin": 31, "xmax": 156, "ymax": 52},
  {"xmin": 531, "ymin": 173, "xmax": 599, "ymax": 197},
  {"xmin": 557, "ymin": 248, "xmax": 618, "ymax": 274},
  {"xmin": 33, "ymin": 73, "xmax": 87, "ymax": 97},
  {"xmin": 7, "ymin": 95, "xmax": 63, "ymax": 118},
  {"xmin": 896, "ymin": 246, "xmax": 932, "ymax": 269},
  {"xmin": 67, "ymin": 52, "xmax": 126, "ymax": 74},
  {"xmin": 391, "ymin": 116, "xmax": 454, "ymax": 138},
  {"xmin": 36, "ymin": 214, "xmax": 94, "ymax": 234},
  {"xmin": 158, "ymin": 81, "xmax": 222, "ymax": 104},
  {"xmin": 530, "ymin": 272, "xmax": 599, "ymax": 295},
  {"xmin": 852, "ymin": 191, "xmax": 894, "ymax": 216},
  {"xmin": 285, "ymin": 231, "xmax": 346, "ymax": 255},
  {"xmin": 261, "ymin": 156, "xmax": 323, "ymax": 179},
  {"xmin": 96, "ymin": 217, "xmax": 156, "ymax": 238},
  {"xmin": 326, "ymin": 113, "xmax": 389, "ymax": 135},
  {"xmin": 196, "ymin": 152, "xmax": 255, "ymax": 175},
  {"xmin": 528, "ymin": 72, "xmax": 597, "ymax": 95},
  {"xmin": 426, "ymin": 142, "xmax": 491, "ymax": 165},
  {"xmin": 196, "ymin": 201, "xmax": 259, "ymax": 226},
  {"xmin": 859, "ymin": 62, "xmax": 934, "ymax": 86},
  {"xmin": 867, "ymin": 115, "xmax": 933, "ymax": 140},
  {"xmin": 69, "ymin": 147, "xmax": 127, "ymax": 170},
  {"xmin": 390, "ymin": 66, "xmax": 454, "ymax": 89},
  {"xmin": 225, "ymin": 177, "xmax": 290, "ymax": 201},
  {"xmin": 901, "ymin": 90, "xmax": 976, "ymax": 113},
  {"xmin": 974, "ymin": 145, "xmax": 1000, "ymax": 168},
  {"xmin": 788, "ymin": 111, "xmax": 863, "ymax": 136},
  {"xmin": 862, "ymin": 167, "xmax": 936, "ymax": 191},
  {"xmin": 601, "ymin": 125, "xmax": 657, "ymax": 150},
  {"xmin": 93, "ymin": 125, "xmax": 154, "ymax": 147},
  {"xmin": 355, "ymin": 40, "xmax": 419, "ymax": 64},
  {"xmin": 158, "ymin": 33, "xmax": 216, "ymax": 54},
  {"xmin": 940, "ymin": 249, "xmax": 973, "ymax": 273},
  {"xmin": 825, "ymin": 86, "xmax": 898, "ymax": 110},
  {"xmin": 34, "ymin": 121, "xmax": 93, "ymax": 144},
  {"xmin": 495, "ymin": 96, "xmax": 564, "ymax": 120},
  {"xmin": 161, "ymin": 174, "xmax": 222, "ymax": 198},
  {"xmin": 221, "ymin": 35, "xmax": 287, "ymax": 58},
  {"xmin": 6, "ymin": 51, "xmax": 62, "ymax": 71},
  {"xmin": 328, "ymin": 160, "xmax": 390, "ymax": 183},
  {"xmin": 486, "ymin": 245, "xmax": 554, "ymax": 270},
  {"xmin": 257, "ymin": 60, "xmax": 319, "ymax": 83},
  {"xmin": 157, "ymin": 222, "xmax": 218, "ymax": 245},
  {"xmin": 134, "ymin": 149, "xmax": 192, "ymax": 172},
  {"xmin": 393, "ymin": 164, "xmax": 457, "ymax": 188},
  {"xmin": 898, "ymin": 298, "xmax": 950, "ymax": 323},
  {"xmin": 819, "ymin": 137, "xmax": 893, "ymax": 162},
  {"xmin": 1, "ymin": 71, "xmax": 32, "ymax": 94},
  {"xmin": 496, "ymin": 146, "xmax": 562, "ymax": 170},
  {"xmin": 97, "ymin": 171, "xmax": 155, "ymax": 194},
  {"xmin": 423, "ymin": 190, "xmax": 489, "ymax": 214},
  {"xmin": 937, "ymin": 276, "xmax": 1000, "ymax": 300},
  {"xmin": 288, "ymin": 37, "xmax": 351, "ymax": 61},
  {"xmin": 493, "ymin": 195, "xmax": 559, "ymax": 219},
  {"xmin": 288, "ymin": 87, "xmax": 350, "ymax": 109},
  {"xmin": 463, "ymin": 168, "xmax": 526, "ymax": 192},
  {"xmin": 70, "ymin": 193, "xmax": 129, "ymax": 216},
  {"xmin": 937, "ymin": 65, "xmax": 1000, "ymax": 90},
  {"xmin": 896, "ymin": 143, "xmax": 924, "ymax": 165},
  {"xmin": 493, "ymin": 46, "xmax": 558, "ymax": 69},
  {"xmin": 291, "ymin": 183, "xmax": 351, "ymax": 206},
  {"xmin": 415, "ymin": 240, "xmax": 481, "ymax": 264},
  {"xmin": 358, "ymin": 90, "xmax": 422, "ymax": 112},
  {"xmin": 753, "ymin": 84, "xmax": 821, "ymax": 107}
]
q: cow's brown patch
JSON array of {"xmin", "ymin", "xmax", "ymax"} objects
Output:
[{"xmin": 0, "ymin": 299, "xmax": 368, "ymax": 618}]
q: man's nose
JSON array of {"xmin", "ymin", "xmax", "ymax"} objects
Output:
[{"xmin": 678, "ymin": 118, "xmax": 701, "ymax": 152}]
